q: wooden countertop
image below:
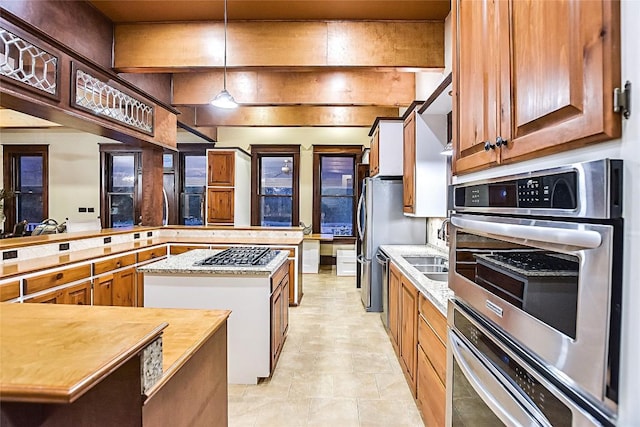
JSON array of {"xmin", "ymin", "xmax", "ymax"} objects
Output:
[{"xmin": 0, "ymin": 304, "xmax": 230, "ymax": 403}]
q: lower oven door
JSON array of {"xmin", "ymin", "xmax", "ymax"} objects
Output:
[
  {"xmin": 447, "ymin": 301, "xmax": 611, "ymax": 427},
  {"xmin": 450, "ymin": 213, "xmax": 621, "ymax": 412}
]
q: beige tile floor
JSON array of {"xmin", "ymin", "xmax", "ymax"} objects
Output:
[{"xmin": 228, "ymin": 267, "xmax": 424, "ymax": 427}]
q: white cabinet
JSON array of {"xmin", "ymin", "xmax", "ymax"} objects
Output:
[
  {"xmin": 369, "ymin": 118, "xmax": 404, "ymax": 177},
  {"xmin": 206, "ymin": 148, "xmax": 251, "ymax": 226},
  {"xmin": 403, "ymin": 108, "xmax": 448, "ymax": 218}
]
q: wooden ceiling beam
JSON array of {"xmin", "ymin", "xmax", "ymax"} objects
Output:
[
  {"xmin": 195, "ymin": 105, "xmax": 399, "ymax": 127},
  {"xmin": 175, "ymin": 106, "xmax": 218, "ymax": 140},
  {"xmin": 172, "ymin": 70, "xmax": 415, "ymax": 106},
  {"xmin": 113, "ymin": 21, "xmax": 444, "ymax": 71}
]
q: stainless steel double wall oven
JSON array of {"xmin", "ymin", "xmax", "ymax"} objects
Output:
[{"xmin": 447, "ymin": 159, "xmax": 623, "ymax": 426}]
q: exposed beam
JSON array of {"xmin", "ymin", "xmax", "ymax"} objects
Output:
[
  {"xmin": 195, "ymin": 106, "xmax": 399, "ymax": 127},
  {"xmin": 172, "ymin": 70, "xmax": 415, "ymax": 106},
  {"xmin": 176, "ymin": 106, "xmax": 218, "ymax": 140},
  {"xmin": 114, "ymin": 21, "xmax": 444, "ymax": 71}
]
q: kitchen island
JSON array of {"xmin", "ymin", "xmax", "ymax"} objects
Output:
[
  {"xmin": 0, "ymin": 303, "xmax": 230, "ymax": 427},
  {"xmin": 138, "ymin": 248, "xmax": 290, "ymax": 384}
]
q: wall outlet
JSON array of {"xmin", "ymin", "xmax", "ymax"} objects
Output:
[
  {"xmin": 134, "ymin": 233, "xmax": 140, "ymax": 239},
  {"xmin": 78, "ymin": 207, "xmax": 87, "ymax": 213},
  {"xmin": 104, "ymin": 237, "xmax": 111, "ymax": 244},
  {"xmin": 87, "ymin": 207, "xmax": 95, "ymax": 213},
  {"xmin": 2, "ymin": 250, "xmax": 17, "ymax": 260},
  {"xmin": 59, "ymin": 243, "xmax": 70, "ymax": 251}
]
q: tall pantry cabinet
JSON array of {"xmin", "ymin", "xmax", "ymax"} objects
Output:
[
  {"xmin": 453, "ymin": 0, "xmax": 622, "ymax": 175},
  {"xmin": 206, "ymin": 149, "xmax": 251, "ymax": 226}
]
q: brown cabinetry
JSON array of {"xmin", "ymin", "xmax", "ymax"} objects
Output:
[
  {"xmin": 402, "ymin": 112, "xmax": 416, "ymax": 213},
  {"xmin": 389, "ymin": 262, "xmax": 401, "ymax": 352},
  {"xmin": 23, "ymin": 265, "xmax": 91, "ymax": 296},
  {"xmin": 416, "ymin": 293, "xmax": 447, "ymax": 427},
  {"xmin": 453, "ymin": 0, "xmax": 621, "ymax": 175},
  {"xmin": 207, "ymin": 187, "xmax": 235, "ymax": 224},
  {"xmin": 24, "ymin": 281, "xmax": 91, "ymax": 305},
  {"xmin": 369, "ymin": 126, "xmax": 380, "ymax": 176},
  {"xmin": 94, "ymin": 267, "xmax": 136, "ymax": 307},
  {"xmin": 368, "ymin": 118, "xmax": 404, "ymax": 178},
  {"xmin": 0, "ymin": 280, "xmax": 20, "ymax": 302},
  {"xmin": 270, "ymin": 260, "xmax": 290, "ymax": 370},
  {"xmin": 207, "ymin": 150, "xmax": 235, "ymax": 186},
  {"xmin": 399, "ymin": 274, "xmax": 419, "ymax": 397}
]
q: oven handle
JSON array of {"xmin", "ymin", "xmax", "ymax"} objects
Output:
[
  {"xmin": 451, "ymin": 216, "xmax": 602, "ymax": 249},
  {"xmin": 449, "ymin": 330, "xmax": 546, "ymax": 427}
]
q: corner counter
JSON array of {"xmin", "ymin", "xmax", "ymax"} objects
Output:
[{"xmin": 0, "ymin": 303, "xmax": 230, "ymax": 427}]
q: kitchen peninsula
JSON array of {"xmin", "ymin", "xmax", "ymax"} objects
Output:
[
  {"xmin": 138, "ymin": 247, "xmax": 290, "ymax": 384},
  {"xmin": 0, "ymin": 303, "xmax": 230, "ymax": 427}
]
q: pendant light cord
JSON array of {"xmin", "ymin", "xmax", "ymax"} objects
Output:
[{"xmin": 223, "ymin": 0, "xmax": 228, "ymax": 90}]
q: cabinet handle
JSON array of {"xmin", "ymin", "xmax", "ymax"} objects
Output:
[
  {"xmin": 116, "ymin": 261, "xmax": 121, "ymax": 267},
  {"xmin": 483, "ymin": 141, "xmax": 496, "ymax": 151},
  {"xmin": 495, "ymin": 136, "xmax": 508, "ymax": 147},
  {"xmin": 56, "ymin": 272, "xmax": 63, "ymax": 280}
]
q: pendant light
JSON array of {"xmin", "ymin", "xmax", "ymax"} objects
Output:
[{"xmin": 210, "ymin": 0, "xmax": 238, "ymax": 109}]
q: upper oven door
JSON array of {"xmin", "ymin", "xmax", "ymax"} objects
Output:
[{"xmin": 449, "ymin": 213, "xmax": 616, "ymax": 408}]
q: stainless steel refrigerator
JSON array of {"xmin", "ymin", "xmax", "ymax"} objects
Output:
[{"xmin": 356, "ymin": 177, "xmax": 427, "ymax": 312}]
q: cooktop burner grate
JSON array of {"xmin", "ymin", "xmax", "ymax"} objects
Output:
[{"xmin": 195, "ymin": 246, "xmax": 278, "ymax": 266}]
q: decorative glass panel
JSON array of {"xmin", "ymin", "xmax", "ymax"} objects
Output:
[
  {"xmin": 0, "ymin": 27, "xmax": 57, "ymax": 94},
  {"xmin": 75, "ymin": 69, "xmax": 153, "ymax": 133}
]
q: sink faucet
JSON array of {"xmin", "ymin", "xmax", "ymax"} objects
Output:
[{"xmin": 437, "ymin": 218, "xmax": 451, "ymax": 243}]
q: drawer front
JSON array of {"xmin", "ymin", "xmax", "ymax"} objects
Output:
[
  {"xmin": 170, "ymin": 245, "xmax": 210, "ymax": 255},
  {"xmin": 0, "ymin": 280, "xmax": 20, "ymax": 301},
  {"xmin": 419, "ymin": 294, "xmax": 447, "ymax": 343},
  {"xmin": 94, "ymin": 253, "xmax": 136, "ymax": 275},
  {"xmin": 418, "ymin": 314, "xmax": 447, "ymax": 385},
  {"xmin": 417, "ymin": 344, "xmax": 446, "ymax": 427},
  {"xmin": 138, "ymin": 246, "xmax": 168, "ymax": 263},
  {"xmin": 24, "ymin": 265, "xmax": 92, "ymax": 295}
]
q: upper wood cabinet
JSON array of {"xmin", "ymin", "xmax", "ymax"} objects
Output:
[
  {"xmin": 453, "ymin": 0, "xmax": 622, "ymax": 175},
  {"xmin": 207, "ymin": 150, "xmax": 235, "ymax": 186},
  {"xmin": 369, "ymin": 118, "xmax": 404, "ymax": 177},
  {"xmin": 403, "ymin": 112, "xmax": 417, "ymax": 213},
  {"xmin": 206, "ymin": 149, "xmax": 250, "ymax": 225}
]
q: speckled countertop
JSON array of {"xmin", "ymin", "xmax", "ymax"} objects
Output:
[
  {"xmin": 137, "ymin": 249, "xmax": 289, "ymax": 276},
  {"xmin": 379, "ymin": 245, "xmax": 454, "ymax": 316}
]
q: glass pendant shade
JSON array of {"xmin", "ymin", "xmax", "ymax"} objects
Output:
[{"xmin": 211, "ymin": 89, "xmax": 238, "ymax": 109}]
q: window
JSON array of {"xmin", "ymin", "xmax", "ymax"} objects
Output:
[
  {"xmin": 251, "ymin": 145, "xmax": 300, "ymax": 227},
  {"xmin": 106, "ymin": 152, "xmax": 138, "ymax": 228},
  {"xmin": 181, "ymin": 151, "xmax": 206, "ymax": 225},
  {"xmin": 313, "ymin": 145, "xmax": 363, "ymax": 238},
  {"xmin": 2, "ymin": 145, "xmax": 49, "ymax": 233}
]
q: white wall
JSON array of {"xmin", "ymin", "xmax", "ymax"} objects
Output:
[
  {"xmin": 0, "ymin": 129, "xmax": 110, "ymax": 225},
  {"xmin": 214, "ymin": 127, "xmax": 371, "ymax": 226}
]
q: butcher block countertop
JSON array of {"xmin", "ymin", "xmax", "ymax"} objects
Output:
[{"xmin": 0, "ymin": 304, "xmax": 230, "ymax": 404}]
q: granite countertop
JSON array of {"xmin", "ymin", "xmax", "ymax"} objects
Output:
[
  {"xmin": 137, "ymin": 248, "xmax": 289, "ymax": 276},
  {"xmin": 379, "ymin": 244, "xmax": 454, "ymax": 316}
]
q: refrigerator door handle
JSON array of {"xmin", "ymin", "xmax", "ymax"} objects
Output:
[
  {"xmin": 357, "ymin": 254, "xmax": 368, "ymax": 264},
  {"xmin": 356, "ymin": 190, "xmax": 365, "ymax": 241},
  {"xmin": 375, "ymin": 251, "xmax": 388, "ymax": 265}
]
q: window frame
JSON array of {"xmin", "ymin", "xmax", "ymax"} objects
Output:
[
  {"xmin": 312, "ymin": 145, "xmax": 363, "ymax": 240},
  {"xmin": 100, "ymin": 146, "xmax": 141, "ymax": 228},
  {"xmin": 178, "ymin": 143, "xmax": 208, "ymax": 226},
  {"xmin": 2, "ymin": 144, "xmax": 49, "ymax": 233},
  {"xmin": 250, "ymin": 145, "xmax": 300, "ymax": 227}
]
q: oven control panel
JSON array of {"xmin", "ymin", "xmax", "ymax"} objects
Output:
[{"xmin": 455, "ymin": 170, "xmax": 577, "ymax": 210}]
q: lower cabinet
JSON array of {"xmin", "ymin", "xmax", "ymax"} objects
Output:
[
  {"xmin": 25, "ymin": 281, "xmax": 91, "ymax": 305},
  {"xmin": 270, "ymin": 260, "xmax": 290, "ymax": 370},
  {"xmin": 94, "ymin": 267, "xmax": 136, "ymax": 307},
  {"xmin": 399, "ymin": 275, "xmax": 419, "ymax": 397},
  {"xmin": 387, "ymin": 261, "xmax": 448, "ymax": 425}
]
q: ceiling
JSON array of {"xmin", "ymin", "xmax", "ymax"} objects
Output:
[{"xmin": 88, "ymin": 0, "xmax": 450, "ymax": 22}]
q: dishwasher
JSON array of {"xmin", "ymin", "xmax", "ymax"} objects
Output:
[{"xmin": 375, "ymin": 248, "xmax": 391, "ymax": 329}]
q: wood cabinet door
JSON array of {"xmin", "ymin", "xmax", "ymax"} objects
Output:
[
  {"xmin": 502, "ymin": 0, "xmax": 621, "ymax": 162},
  {"xmin": 270, "ymin": 285, "xmax": 283, "ymax": 369},
  {"xmin": 453, "ymin": 0, "xmax": 501, "ymax": 174},
  {"xmin": 389, "ymin": 263, "xmax": 401, "ymax": 351},
  {"xmin": 25, "ymin": 289, "xmax": 65, "ymax": 304},
  {"xmin": 288, "ymin": 257, "xmax": 296, "ymax": 305},
  {"xmin": 0, "ymin": 280, "xmax": 20, "ymax": 302},
  {"xmin": 207, "ymin": 151, "xmax": 235, "ymax": 186},
  {"xmin": 417, "ymin": 345, "xmax": 446, "ymax": 427},
  {"xmin": 402, "ymin": 112, "xmax": 416, "ymax": 213},
  {"xmin": 282, "ymin": 274, "xmax": 290, "ymax": 337},
  {"xmin": 112, "ymin": 267, "xmax": 136, "ymax": 307},
  {"xmin": 370, "ymin": 127, "xmax": 380, "ymax": 176},
  {"xmin": 64, "ymin": 281, "xmax": 91, "ymax": 305},
  {"xmin": 94, "ymin": 274, "xmax": 114, "ymax": 306},
  {"xmin": 207, "ymin": 187, "xmax": 234, "ymax": 223},
  {"xmin": 136, "ymin": 271, "xmax": 144, "ymax": 307},
  {"xmin": 400, "ymin": 276, "xmax": 418, "ymax": 395}
]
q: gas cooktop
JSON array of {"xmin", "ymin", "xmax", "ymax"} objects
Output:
[{"xmin": 195, "ymin": 247, "xmax": 280, "ymax": 267}]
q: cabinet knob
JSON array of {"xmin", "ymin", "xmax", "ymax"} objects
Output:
[
  {"xmin": 484, "ymin": 141, "xmax": 496, "ymax": 151},
  {"xmin": 496, "ymin": 136, "xmax": 508, "ymax": 147},
  {"xmin": 56, "ymin": 272, "xmax": 63, "ymax": 280}
]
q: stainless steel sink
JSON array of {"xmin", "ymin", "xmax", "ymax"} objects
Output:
[
  {"xmin": 413, "ymin": 264, "xmax": 448, "ymax": 273},
  {"xmin": 402, "ymin": 255, "xmax": 448, "ymax": 266},
  {"xmin": 423, "ymin": 272, "xmax": 448, "ymax": 282}
]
